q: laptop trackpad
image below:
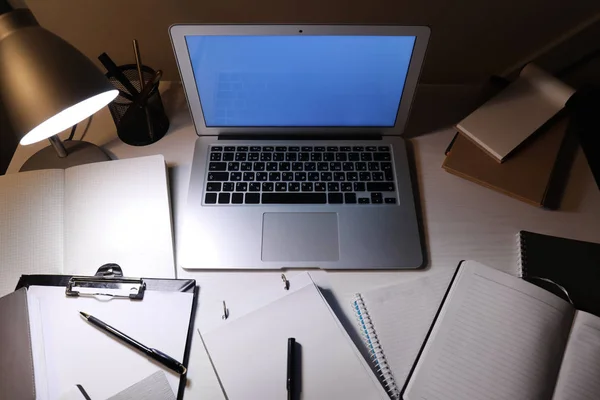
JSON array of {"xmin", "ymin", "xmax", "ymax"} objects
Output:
[{"xmin": 261, "ymin": 213, "xmax": 339, "ymax": 262}]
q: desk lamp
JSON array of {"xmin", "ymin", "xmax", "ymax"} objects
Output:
[{"xmin": 0, "ymin": 1, "xmax": 118, "ymax": 172}]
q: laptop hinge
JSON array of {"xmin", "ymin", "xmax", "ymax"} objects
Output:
[{"xmin": 217, "ymin": 133, "xmax": 383, "ymax": 141}]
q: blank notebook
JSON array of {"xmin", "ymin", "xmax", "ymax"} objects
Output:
[
  {"xmin": 404, "ymin": 261, "xmax": 600, "ymax": 400},
  {"xmin": 201, "ymin": 274, "xmax": 388, "ymax": 400},
  {"xmin": 0, "ymin": 155, "xmax": 175, "ymax": 297},
  {"xmin": 518, "ymin": 230, "xmax": 600, "ymax": 317},
  {"xmin": 352, "ymin": 269, "xmax": 455, "ymax": 399}
]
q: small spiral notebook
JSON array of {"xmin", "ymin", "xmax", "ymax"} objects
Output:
[{"xmin": 352, "ymin": 269, "xmax": 455, "ymax": 399}]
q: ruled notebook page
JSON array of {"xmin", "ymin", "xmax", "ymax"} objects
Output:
[
  {"xmin": 552, "ymin": 311, "xmax": 600, "ymax": 400},
  {"xmin": 359, "ymin": 268, "xmax": 455, "ymax": 388},
  {"xmin": 404, "ymin": 261, "xmax": 575, "ymax": 400}
]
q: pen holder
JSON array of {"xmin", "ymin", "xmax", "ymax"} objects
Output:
[{"xmin": 106, "ymin": 65, "xmax": 170, "ymax": 146}]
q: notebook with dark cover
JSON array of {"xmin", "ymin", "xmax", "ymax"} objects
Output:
[{"xmin": 518, "ymin": 230, "xmax": 600, "ymax": 317}]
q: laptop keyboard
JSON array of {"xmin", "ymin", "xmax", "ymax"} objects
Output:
[{"xmin": 204, "ymin": 145, "xmax": 397, "ymax": 205}]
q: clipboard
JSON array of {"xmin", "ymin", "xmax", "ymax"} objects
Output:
[{"xmin": 16, "ymin": 263, "xmax": 198, "ymax": 400}]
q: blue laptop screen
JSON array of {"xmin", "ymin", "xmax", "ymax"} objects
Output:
[{"xmin": 184, "ymin": 35, "xmax": 416, "ymax": 127}]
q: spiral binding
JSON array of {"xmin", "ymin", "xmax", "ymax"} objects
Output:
[
  {"xmin": 352, "ymin": 293, "xmax": 400, "ymax": 399},
  {"xmin": 517, "ymin": 232, "xmax": 526, "ymax": 278}
]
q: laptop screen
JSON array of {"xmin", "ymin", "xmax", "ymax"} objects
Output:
[{"xmin": 184, "ymin": 35, "xmax": 416, "ymax": 128}]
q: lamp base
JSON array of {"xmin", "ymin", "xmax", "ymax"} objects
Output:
[{"xmin": 19, "ymin": 140, "xmax": 111, "ymax": 172}]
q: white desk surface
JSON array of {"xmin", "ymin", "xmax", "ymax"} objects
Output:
[{"xmin": 8, "ymin": 83, "xmax": 600, "ymax": 398}]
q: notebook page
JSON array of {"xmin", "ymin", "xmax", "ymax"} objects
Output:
[
  {"xmin": 359, "ymin": 268, "xmax": 455, "ymax": 388},
  {"xmin": 552, "ymin": 311, "xmax": 600, "ymax": 400},
  {"xmin": 203, "ymin": 282, "xmax": 388, "ymax": 400},
  {"xmin": 0, "ymin": 170, "xmax": 64, "ymax": 296},
  {"xmin": 404, "ymin": 261, "xmax": 575, "ymax": 400},
  {"xmin": 27, "ymin": 286, "xmax": 193, "ymax": 399},
  {"xmin": 63, "ymin": 155, "xmax": 175, "ymax": 278}
]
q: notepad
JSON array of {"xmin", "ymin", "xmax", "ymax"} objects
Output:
[
  {"xmin": 201, "ymin": 274, "xmax": 388, "ymax": 400},
  {"xmin": 352, "ymin": 269, "xmax": 455, "ymax": 398},
  {"xmin": 0, "ymin": 155, "xmax": 175, "ymax": 297},
  {"xmin": 27, "ymin": 286, "xmax": 194, "ymax": 399}
]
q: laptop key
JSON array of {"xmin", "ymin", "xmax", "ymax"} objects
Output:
[
  {"xmin": 256, "ymin": 172, "xmax": 268, "ymax": 181},
  {"xmin": 262, "ymin": 182, "xmax": 274, "ymax": 192},
  {"xmin": 249, "ymin": 182, "xmax": 261, "ymax": 191},
  {"xmin": 371, "ymin": 193, "xmax": 383, "ymax": 204},
  {"xmin": 359, "ymin": 172, "xmax": 371, "ymax": 181},
  {"xmin": 373, "ymin": 152, "xmax": 391, "ymax": 161},
  {"xmin": 276, "ymin": 146, "xmax": 287, "ymax": 152},
  {"xmin": 367, "ymin": 182, "xmax": 395, "ymax": 192},
  {"xmin": 224, "ymin": 146, "xmax": 236, "ymax": 152},
  {"xmin": 315, "ymin": 182, "xmax": 326, "ymax": 192},
  {"xmin": 344, "ymin": 193, "xmax": 357, "ymax": 204},
  {"xmin": 354, "ymin": 182, "xmax": 366, "ymax": 192},
  {"xmin": 328, "ymin": 182, "xmax": 339, "ymax": 191},
  {"xmin": 295, "ymin": 172, "xmax": 307, "ymax": 181},
  {"xmin": 366, "ymin": 146, "xmax": 377, "ymax": 151},
  {"xmin": 286, "ymin": 153, "xmax": 297, "ymax": 161},
  {"xmin": 266, "ymin": 162, "xmax": 278, "ymax": 171},
  {"xmin": 355, "ymin": 162, "xmax": 367, "ymax": 171},
  {"xmin": 378, "ymin": 146, "xmax": 390, "ymax": 151},
  {"xmin": 223, "ymin": 182, "xmax": 235, "ymax": 191},
  {"xmin": 327, "ymin": 146, "xmax": 339, "ymax": 151},
  {"xmin": 227, "ymin": 162, "xmax": 240, "ymax": 171},
  {"xmin": 304, "ymin": 162, "xmax": 316, "ymax": 171},
  {"xmin": 250, "ymin": 146, "xmax": 261, "ymax": 152},
  {"xmin": 385, "ymin": 197, "xmax": 397, "ymax": 204},
  {"xmin": 236, "ymin": 146, "xmax": 248, "ymax": 152},
  {"xmin": 235, "ymin": 182, "xmax": 247, "ymax": 192},
  {"xmin": 301, "ymin": 146, "xmax": 313, "ymax": 152},
  {"xmin": 276, "ymin": 182, "xmax": 287, "ymax": 192},
  {"xmin": 232, "ymin": 193, "xmax": 244, "ymax": 204},
  {"xmin": 310, "ymin": 153, "xmax": 322, "ymax": 161},
  {"xmin": 269, "ymin": 172, "xmax": 281, "ymax": 181},
  {"xmin": 328, "ymin": 193, "xmax": 343, "ymax": 204},
  {"xmin": 340, "ymin": 146, "xmax": 351, "ymax": 151},
  {"xmin": 248, "ymin": 153, "xmax": 260, "ymax": 161},
  {"xmin": 336, "ymin": 153, "xmax": 347, "ymax": 161},
  {"xmin": 352, "ymin": 146, "xmax": 364, "ymax": 151},
  {"xmin": 210, "ymin": 153, "xmax": 222, "ymax": 161},
  {"xmin": 298, "ymin": 152, "xmax": 310, "ymax": 161},
  {"xmin": 385, "ymin": 170, "xmax": 394, "ymax": 181},
  {"xmin": 321, "ymin": 172, "xmax": 333, "ymax": 182},
  {"xmin": 273, "ymin": 153, "xmax": 285, "ymax": 161},
  {"xmin": 317, "ymin": 162, "xmax": 329, "ymax": 171},
  {"xmin": 205, "ymin": 193, "xmax": 217, "ymax": 204},
  {"xmin": 260, "ymin": 153, "xmax": 272, "ymax": 161},
  {"xmin": 209, "ymin": 162, "xmax": 227, "ymax": 171},
  {"xmin": 301, "ymin": 182, "xmax": 314, "ymax": 192},
  {"xmin": 347, "ymin": 172, "xmax": 358, "ymax": 181},
  {"xmin": 230, "ymin": 172, "xmax": 242, "ymax": 181},
  {"xmin": 208, "ymin": 172, "xmax": 229, "ymax": 181},
  {"xmin": 289, "ymin": 146, "xmax": 300, "ymax": 152},
  {"xmin": 348, "ymin": 152, "xmax": 360, "ymax": 161},
  {"xmin": 361, "ymin": 153, "xmax": 373, "ymax": 161},
  {"xmin": 330, "ymin": 162, "xmax": 341, "ymax": 171},
  {"xmin": 254, "ymin": 162, "xmax": 265, "ymax": 171},
  {"xmin": 282, "ymin": 172, "xmax": 294, "ymax": 181},
  {"xmin": 292, "ymin": 162, "xmax": 303, "ymax": 171},
  {"xmin": 262, "ymin": 193, "xmax": 326, "ymax": 204},
  {"xmin": 245, "ymin": 193, "xmax": 260, "ymax": 204},
  {"xmin": 381, "ymin": 162, "xmax": 392, "ymax": 171},
  {"xmin": 211, "ymin": 146, "xmax": 222, "ymax": 152},
  {"xmin": 368, "ymin": 162, "xmax": 380, "ymax": 171},
  {"xmin": 342, "ymin": 162, "xmax": 354, "ymax": 171},
  {"xmin": 334, "ymin": 172, "xmax": 345, "ymax": 181},
  {"xmin": 372, "ymin": 172, "xmax": 384, "ymax": 181},
  {"xmin": 235, "ymin": 153, "xmax": 247, "ymax": 161},
  {"xmin": 206, "ymin": 182, "xmax": 221, "ymax": 192},
  {"xmin": 314, "ymin": 146, "xmax": 326, "ymax": 152},
  {"xmin": 341, "ymin": 183, "xmax": 352, "ymax": 191},
  {"xmin": 308, "ymin": 172, "xmax": 320, "ymax": 181},
  {"xmin": 358, "ymin": 198, "xmax": 370, "ymax": 204},
  {"xmin": 263, "ymin": 146, "xmax": 274, "ymax": 151},
  {"xmin": 288, "ymin": 182, "xmax": 300, "ymax": 192},
  {"xmin": 241, "ymin": 162, "xmax": 253, "ymax": 171},
  {"xmin": 218, "ymin": 193, "xmax": 230, "ymax": 204},
  {"xmin": 323, "ymin": 152, "xmax": 334, "ymax": 161},
  {"xmin": 279, "ymin": 162, "xmax": 291, "ymax": 171},
  {"xmin": 222, "ymin": 153, "xmax": 234, "ymax": 161}
]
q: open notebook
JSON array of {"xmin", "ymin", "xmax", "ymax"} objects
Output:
[
  {"xmin": 200, "ymin": 273, "xmax": 388, "ymax": 400},
  {"xmin": 0, "ymin": 155, "xmax": 175, "ymax": 297},
  {"xmin": 403, "ymin": 261, "xmax": 600, "ymax": 400}
]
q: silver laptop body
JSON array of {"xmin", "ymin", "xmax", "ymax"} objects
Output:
[{"xmin": 170, "ymin": 24, "xmax": 429, "ymax": 270}]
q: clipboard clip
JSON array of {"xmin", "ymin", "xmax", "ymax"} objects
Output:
[{"xmin": 65, "ymin": 263, "xmax": 146, "ymax": 300}]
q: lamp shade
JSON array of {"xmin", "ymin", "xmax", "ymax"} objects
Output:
[{"xmin": 0, "ymin": 9, "xmax": 117, "ymax": 146}]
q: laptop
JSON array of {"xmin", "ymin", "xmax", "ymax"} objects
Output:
[{"xmin": 170, "ymin": 24, "xmax": 429, "ymax": 270}]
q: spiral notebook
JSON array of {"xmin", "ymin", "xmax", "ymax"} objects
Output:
[
  {"xmin": 518, "ymin": 230, "xmax": 600, "ymax": 317},
  {"xmin": 352, "ymin": 269, "xmax": 455, "ymax": 399}
]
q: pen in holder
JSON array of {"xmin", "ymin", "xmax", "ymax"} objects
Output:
[{"xmin": 105, "ymin": 64, "xmax": 170, "ymax": 146}]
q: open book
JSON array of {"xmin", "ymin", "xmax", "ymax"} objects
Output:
[
  {"xmin": 404, "ymin": 261, "xmax": 600, "ymax": 400},
  {"xmin": 456, "ymin": 64, "xmax": 574, "ymax": 162},
  {"xmin": 0, "ymin": 155, "xmax": 175, "ymax": 296}
]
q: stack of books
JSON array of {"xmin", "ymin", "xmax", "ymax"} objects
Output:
[{"xmin": 443, "ymin": 64, "xmax": 577, "ymax": 208}]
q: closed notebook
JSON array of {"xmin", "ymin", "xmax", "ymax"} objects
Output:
[
  {"xmin": 443, "ymin": 115, "xmax": 574, "ymax": 208},
  {"xmin": 518, "ymin": 230, "xmax": 600, "ymax": 317}
]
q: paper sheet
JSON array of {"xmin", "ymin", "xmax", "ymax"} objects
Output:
[
  {"xmin": 63, "ymin": 155, "xmax": 175, "ymax": 278},
  {"xmin": 27, "ymin": 286, "xmax": 193, "ymax": 399},
  {"xmin": 202, "ymin": 276, "xmax": 388, "ymax": 400},
  {"xmin": 0, "ymin": 170, "xmax": 64, "ymax": 297}
]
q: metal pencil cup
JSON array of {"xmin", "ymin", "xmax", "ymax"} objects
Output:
[{"xmin": 106, "ymin": 65, "xmax": 169, "ymax": 146}]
